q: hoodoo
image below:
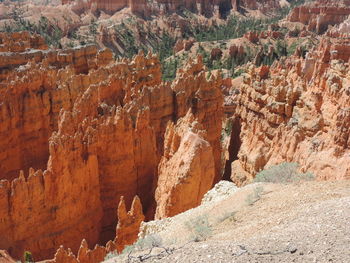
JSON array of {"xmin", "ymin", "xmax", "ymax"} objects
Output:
[{"xmin": 0, "ymin": 0, "xmax": 349, "ymax": 261}]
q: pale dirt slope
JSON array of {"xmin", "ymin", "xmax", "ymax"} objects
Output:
[{"xmin": 106, "ymin": 180, "xmax": 350, "ymax": 262}]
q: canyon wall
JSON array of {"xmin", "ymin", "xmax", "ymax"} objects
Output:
[
  {"xmin": 225, "ymin": 38, "xmax": 350, "ymax": 185},
  {"xmin": 63, "ymin": 0, "xmax": 284, "ymax": 17},
  {"xmin": 0, "ymin": 32, "xmax": 223, "ymax": 261},
  {"xmin": 115, "ymin": 196, "xmax": 144, "ymax": 253},
  {"xmin": 155, "ymin": 112, "xmax": 216, "ymax": 219},
  {"xmin": 288, "ymin": 0, "xmax": 350, "ymax": 34},
  {"xmin": 42, "ymin": 195, "xmax": 143, "ymax": 263},
  {"xmin": 0, "ymin": 32, "xmax": 108, "ymax": 181},
  {"xmin": 232, "ymin": 0, "xmax": 281, "ymax": 13}
]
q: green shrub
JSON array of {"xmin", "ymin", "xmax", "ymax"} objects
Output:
[
  {"xmin": 1, "ymin": 13, "xmax": 63, "ymax": 47},
  {"xmin": 185, "ymin": 215, "xmax": 212, "ymax": 242},
  {"xmin": 224, "ymin": 118, "xmax": 233, "ymax": 136},
  {"xmin": 121, "ymin": 234, "xmax": 163, "ymax": 255},
  {"xmin": 217, "ymin": 211, "xmax": 236, "ymax": 223},
  {"xmin": 245, "ymin": 186, "xmax": 264, "ymax": 206},
  {"xmin": 254, "ymin": 162, "xmax": 314, "ymax": 183},
  {"xmin": 23, "ymin": 251, "xmax": 33, "ymax": 263}
]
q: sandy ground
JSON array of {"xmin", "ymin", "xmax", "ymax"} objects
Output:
[{"xmin": 105, "ymin": 180, "xmax": 350, "ymax": 263}]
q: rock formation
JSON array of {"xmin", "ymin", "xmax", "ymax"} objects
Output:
[
  {"xmin": 288, "ymin": 0, "xmax": 350, "ymax": 34},
  {"xmin": 225, "ymin": 37, "xmax": 350, "ymax": 185},
  {"xmin": 174, "ymin": 38, "xmax": 195, "ymax": 53},
  {"xmin": 43, "ymin": 240, "xmax": 109, "ymax": 263},
  {"xmin": 43, "ymin": 195, "xmax": 143, "ymax": 263},
  {"xmin": 0, "ymin": 32, "xmax": 223, "ymax": 261},
  {"xmin": 155, "ymin": 111, "xmax": 216, "ymax": 219},
  {"xmin": 0, "ymin": 31, "xmax": 48, "ymax": 52},
  {"xmin": 327, "ymin": 15, "xmax": 350, "ymax": 38},
  {"xmin": 115, "ymin": 196, "xmax": 145, "ymax": 253},
  {"xmin": 63, "ymin": 0, "xmax": 228, "ymax": 17},
  {"xmin": 0, "ymin": 32, "xmax": 110, "ymax": 181},
  {"xmin": 0, "ymin": 250, "xmax": 16, "ymax": 263},
  {"xmin": 232, "ymin": 0, "xmax": 282, "ymax": 13},
  {"xmin": 62, "ymin": 0, "xmax": 285, "ymax": 17}
]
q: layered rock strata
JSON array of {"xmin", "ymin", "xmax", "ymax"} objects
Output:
[
  {"xmin": 0, "ymin": 32, "xmax": 111, "ymax": 181},
  {"xmin": 232, "ymin": 0, "xmax": 281, "ymax": 13},
  {"xmin": 43, "ymin": 195, "xmax": 144, "ymax": 263},
  {"xmin": 63, "ymin": 0, "xmax": 284, "ymax": 17},
  {"xmin": 225, "ymin": 37, "xmax": 350, "ymax": 185},
  {"xmin": 0, "ymin": 32, "xmax": 223, "ymax": 260},
  {"xmin": 288, "ymin": 0, "xmax": 350, "ymax": 34},
  {"xmin": 115, "ymin": 196, "xmax": 145, "ymax": 253},
  {"xmin": 155, "ymin": 112, "xmax": 216, "ymax": 219}
]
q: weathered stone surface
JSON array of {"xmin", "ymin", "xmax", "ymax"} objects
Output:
[
  {"xmin": 115, "ymin": 196, "xmax": 145, "ymax": 253},
  {"xmin": 174, "ymin": 38, "xmax": 195, "ymax": 53},
  {"xmin": 288, "ymin": 0, "xmax": 350, "ymax": 34},
  {"xmin": 0, "ymin": 31, "xmax": 48, "ymax": 52},
  {"xmin": 226, "ymin": 37, "xmax": 350, "ymax": 184},
  {"xmin": 0, "ymin": 37, "xmax": 110, "ymax": 181},
  {"xmin": 43, "ymin": 239, "xmax": 108, "ymax": 263},
  {"xmin": 0, "ymin": 33, "xmax": 223, "ymax": 261},
  {"xmin": 0, "ymin": 41, "xmax": 116, "ymax": 260},
  {"xmin": 63, "ymin": 0, "xmax": 223, "ymax": 17},
  {"xmin": 0, "ymin": 250, "xmax": 16, "ymax": 263},
  {"xmin": 232, "ymin": 0, "xmax": 282, "ymax": 13},
  {"xmin": 42, "ymin": 195, "xmax": 142, "ymax": 263},
  {"xmin": 155, "ymin": 111, "xmax": 216, "ymax": 219},
  {"xmin": 63, "ymin": 0, "xmax": 284, "ymax": 17}
]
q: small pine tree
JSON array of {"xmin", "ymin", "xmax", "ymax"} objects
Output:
[{"xmin": 24, "ymin": 251, "xmax": 34, "ymax": 263}]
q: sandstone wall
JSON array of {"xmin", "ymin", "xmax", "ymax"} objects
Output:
[
  {"xmin": 232, "ymin": 0, "xmax": 281, "ymax": 13},
  {"xmin": 0, "ymin": 32, "xmax": 109, "ymax": 181},
  {"xmin": 0, "ymin": 32, "xmax": 223, "ymax": 260},
  {"xmin": 63, "ymin": 0, "xmax": 283, "ymax": 17},
  {"xmin": 155, "ymin": 112, "xmax": 216, "ymax": 219},
  {"xmin": 42, "ymin": 195, "xmax": 143, "ymax": 263},
  {"xmin": 226, "ymin": 38, "xmax": 350, "ymax": 185},
  {"xmin": 288, "ymin": 0, "xmax": 350, "ymax": 34}
]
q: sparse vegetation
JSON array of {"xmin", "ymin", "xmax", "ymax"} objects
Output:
[
  {"xmin": 223, "ymin": 119, "xmax": 233, "ymax": 136},
  {"xmin": 23, "ymin": 251, "xmax": 34, "ymax": 263},
  {"xmin": 221, "ymin": 118, "xmax": 234, "ymax": 143},
  {"xmin": 185, "ymin": 215, "xmax": 212, "ymax": 242},
  {"xmin": 217, "ymin": 211, "xmax": 237, "ymax": 223},
  {"xmin": 114, "ymin": 234, "xmax": 179, "ymax": 262},
  {"xmin": 245, "ymin": 186, "xmax": 264, "ymax": 206},
  {"xmin": 121, "ymin": 234, "xmax": 163, "ymax": 255},
  {"xmin": 161, "ymin": 57, "xmax": 179, "ymax": 81},
  {"xmin": 1, "ymin": 11, "xmax": 62, "ymax": 47},
  {"xmin": 254, "ymin": 162, "xmax": 314, "ymax": 183}
]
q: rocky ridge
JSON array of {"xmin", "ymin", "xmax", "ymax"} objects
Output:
[
  {"xmin": 1, "ymin": 0, "xmax": 350, "ymax": 261},
  {"xmin": 62, "ymin": 0, "xmax": 285, "ymax": 18},
  {"xmin": 0, "ymin": 32, "xmax": 223, "ymax": 261},
  {"xmin": 225, "ymin": 35, "xmax": 350, "ymax": 185},
  {"xmin": 287, "ymin": 0, "xmax": 350, "ymax": 34}
]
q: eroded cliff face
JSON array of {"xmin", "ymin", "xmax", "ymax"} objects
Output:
[
  {"xmin": 63, "ymin": 0, "xmax": 227, "ymax": 17},
  {"xmin": 0, "ymin": 250, "xmax": 16, "ymax": 263},
  {"xmin": 63, "ymin": 0, "xmax": 283, "ymax": 18},
  {"xmin": 155, "ymin": 112, "xmax": 216, "ymax": 219},
  {"xmin": 0, "ymin": 32, "xmax": 223, "ymax": 261},
  {"xmin": 43, "ymin": 195, "xmax": 143, "ymax": 263},
  {"xmin": 225, "ymin": 37, "xmax": 350, "ymax": 185},
  {"xmin": 288, "ymin": 0, "xmax": 350, "ymax": 34},
  {"xmin": 0, "ymin": 32, "xmax": 110, "ymax": 181},
  {"xmin": 115, "ymin": 196, "xmax": 145, "ymax": 253},
  {"xmin": 231, "ymin": 0, "xmax": 281, "ymax": 13}
]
